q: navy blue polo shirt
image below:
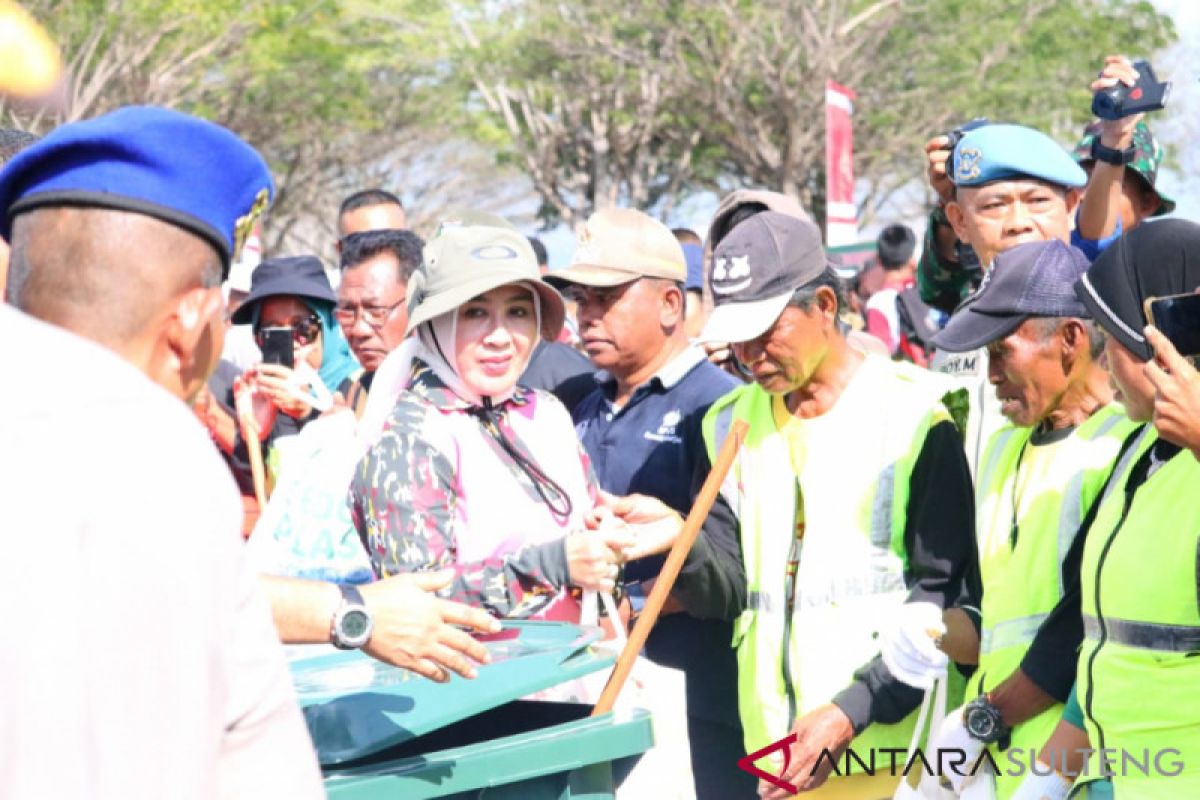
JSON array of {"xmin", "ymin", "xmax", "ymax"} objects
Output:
[
  {"xmin": 573, "ymin": 346, "xmax": 743, "ymax": 736},
  {"xmin": 573, "ymin": 346, "xmax": 738, "ymax": 582}
]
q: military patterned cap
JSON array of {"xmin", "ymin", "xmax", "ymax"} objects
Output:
[{"xmin": 1072, "ymin": 120, "xmax": 1174, "ymax": 216}]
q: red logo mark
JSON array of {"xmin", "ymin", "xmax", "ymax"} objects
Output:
[
  {"xmin": 737, "ymin": 732, "xmax": 798, "ymax": 794},
  {"xmin": 1130, "ymin": 87, "xmax": 1144, "ymax": 100}
]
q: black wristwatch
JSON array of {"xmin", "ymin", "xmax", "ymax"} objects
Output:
[
  {"xmin": 1091, "ymin": 137, "xmax": 1136, "ymax": 166},
  {"xmin": 963, "ymin": 694, "xmax": 1011, "ymax": 745},
  {"xmin": 331, "ymin": 584, "xmax": 373, "ymax": 650}
]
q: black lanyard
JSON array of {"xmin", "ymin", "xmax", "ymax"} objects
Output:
[{"xmin": 1008, "ymin": 440, "xmax": 1029, "ymax": 550}]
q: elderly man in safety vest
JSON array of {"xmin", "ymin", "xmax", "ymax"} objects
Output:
[
  {"xmin": 881, "ymin": 240, "xmax": 1139, "ymax": 799},
  {"xmin": 672, "ymin": 211, "xmax": 980, "ymax": 799}
]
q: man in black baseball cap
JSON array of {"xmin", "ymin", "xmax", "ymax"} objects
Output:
[
  {"xmin": 699, "ymin": 212, "xmax": 826, "ymax": 348},
  {"xmin": 889, "ymin": 240, "xmax": 1136, "ymax": 798},
  {"xmin": 679, "ymin": 211, "xmax": 977, "ymax": 798}
]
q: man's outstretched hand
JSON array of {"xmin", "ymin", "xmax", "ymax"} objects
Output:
[
  {"xmin": 359, "ymin": 570, "xmax": 500, "ymax": 683},
  {"xmin": 592, "ymin": 492, "xmax": 684, "ymax": 561}
]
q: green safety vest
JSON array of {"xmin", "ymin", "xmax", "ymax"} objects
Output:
[
  {"xmin": 1076, "ymin": 426, "xmax": 1200, "ymax": 800},
  {"xmin": 970, "ymin": 405, "xmax": 1137, "ymax": 800},
  {"xmin": 702, "ymin": 355, "xmax": 960, "ymax": 774}
]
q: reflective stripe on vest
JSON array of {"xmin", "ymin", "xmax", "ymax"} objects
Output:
[
  {"xmin": 704, "ymin": 356, "xmax": 953, "ymax": 766},
  {"xmin": 976, "ymin": 407, "xmax": 1136, "ymax": 656},
  {"xmin": 971, "ymin": 406, "xmax": 1137, "ymax": 800},
  {"xmin": 1077, "ymin": 427, "xmax": 1200, "ymax": 799},
  {"xmin": 979, "ymin": 613, "xmax": 1050, "ymax": 655},
  {"xmin": 1082, "ymin": 613, "xmax": 1200, "ymax": 653}
]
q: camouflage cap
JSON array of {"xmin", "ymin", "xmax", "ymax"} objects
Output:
[{"xmin": 1072, "ymin": 120, "xmax": 1174, "ymax": 216}]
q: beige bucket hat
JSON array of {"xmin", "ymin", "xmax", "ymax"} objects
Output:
[{"xmin": 405, "ymin": 212, "xmax": 566, "ymax": 341}]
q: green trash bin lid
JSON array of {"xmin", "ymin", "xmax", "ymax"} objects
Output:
[{"xmin": 291, "ymin": 621, "xmax": 615, "ymax": 765}]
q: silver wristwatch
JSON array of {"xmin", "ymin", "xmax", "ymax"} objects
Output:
[{"xmin": 331, "ymin": 584, "xmax": 373, "ymax": 650}]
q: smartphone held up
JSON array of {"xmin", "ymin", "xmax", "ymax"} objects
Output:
[
  {"xmin": 1145, "ymin": 293, "xmax": 1200, "ymax": 366},
  {"xmin": 259, "ymin": 326, "xmax": 295, "ymax": 369}
]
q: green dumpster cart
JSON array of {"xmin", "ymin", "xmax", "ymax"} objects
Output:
[{"xmin": 290, "ymin": 621, "xmax": 655, "ymax": 799}]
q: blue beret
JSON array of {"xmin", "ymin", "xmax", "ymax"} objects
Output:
[
  {"xmin": 951, "ymin": 124, "xmax": 1086, "ymax": 190},
  {"xmin": 0, "ymin": 106, "xmax": 273, "ymax": 272}
]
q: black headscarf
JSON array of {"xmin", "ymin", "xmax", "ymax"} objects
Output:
[{"xmin": 1075, "ymin": 218, "xmax": 1200, "ymax": 361}]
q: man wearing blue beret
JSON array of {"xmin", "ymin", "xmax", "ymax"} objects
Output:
[
  {"xmin": 910, "ymin": 123, "xmax": 1097, "ymax": 476},
  {"xmin": 0, "ymin": 105, "xmax": 325, "ymax": 798},
  {"xmin": 943, "ymin": 123, "xmax": 1087, "ymax": 269},
  {"xmin": 0, "ymin": 106, "xmax": 496, "ymax": 797}
]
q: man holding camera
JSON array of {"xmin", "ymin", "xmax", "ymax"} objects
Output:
[
  {"xmin": 1073, "ymin": 55, "xmax": 1175, "ymax": 253},
  {"xmin": 917, "ymin": 56, "xmax": 1175, "ymax": 470},
  {"xmin": 918, "ymin": 56, "xmax": 1167, "ymax": 317}
]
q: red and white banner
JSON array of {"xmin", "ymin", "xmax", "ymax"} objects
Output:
[{"xmin": 825, "ymin": 80, "xmax": 857, "ymax": 247}]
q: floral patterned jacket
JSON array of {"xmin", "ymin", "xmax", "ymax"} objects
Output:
[{"xmin": 347, "ymin": 361, "xmax": 600, "ymax": 617}]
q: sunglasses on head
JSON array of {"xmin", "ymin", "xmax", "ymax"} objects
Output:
[{"xmin": 254, "ymin": 315, "xmax": 322, "ymax": 348}]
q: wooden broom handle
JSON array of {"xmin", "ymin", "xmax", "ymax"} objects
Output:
[
  {"xmin": 592, "ymin": 419, "xmax": 749, "ymax": 716},
  {"xmin": 237, "ymin": 411, "xmax": 269, "ymax": 510}
]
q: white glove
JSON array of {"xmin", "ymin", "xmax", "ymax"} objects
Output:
[
  {"xmin": 930, "ymin": 705, "xmax": 985, "ymax": 793},
  {"xmin": 880, "ymin": 601, "xmax": 948, "ymax": 689},
  {"xmin": 961, "ymin": 770, "xmax": 997, "ymax": 800},
  {"xmin": 1009, "ymin": 767, "xmax": 1072, "ymax": 800}
]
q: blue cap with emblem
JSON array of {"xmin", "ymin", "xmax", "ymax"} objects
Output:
[
  {"xmin": 0, "ymin": 105, "xmax": 273, "ymax": 275},
  {"xmin": 951, "ymin": 124, "xmax": 1086, "ymax": 190}
]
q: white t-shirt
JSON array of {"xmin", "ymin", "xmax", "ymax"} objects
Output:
[{"xmin": 0, "ymin": 306, "xmax": 322, "ymax": 800}]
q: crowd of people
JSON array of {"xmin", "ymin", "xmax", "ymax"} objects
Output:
[{"xmin": 2, "ymin": 52, "xmax": 1200, "ymax": 800}]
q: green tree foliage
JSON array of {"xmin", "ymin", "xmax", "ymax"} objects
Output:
[
  {"xmin": 5, "ymin": 0, "xmax": 471, "ymax": 251},
  {"xmin": 4, "ymin": 0, "xmax": 1177, "ymax": 242},
  {"xmin": 461, "ymin": 0, "xmax": 1175, "ymax": 229}
]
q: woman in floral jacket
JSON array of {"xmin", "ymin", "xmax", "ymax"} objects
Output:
[{"xmin": 348, "ymin": 217, "xmax": 641, "ymax": 619}]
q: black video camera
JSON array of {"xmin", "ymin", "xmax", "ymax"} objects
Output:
[{"xmin": 1092, "ymin": 60, "xmax": 1170, "ymax": 120}]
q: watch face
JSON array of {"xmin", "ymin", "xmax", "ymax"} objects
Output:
[
  {"xmin": 966, "ymin": 707, "xmax": 996, "ymax": 740},
  {"xmin": 341, "ymin": 609, "xmax": 370, "ymax": 641}
]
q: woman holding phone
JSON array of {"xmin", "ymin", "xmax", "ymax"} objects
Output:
[
  {"xmin": 347, "ymin": 216, "xmax": 669, "ymax": 620},
  {"xmin": 212, "ymin": 255, "xmax": 358, "ymax": 481}
]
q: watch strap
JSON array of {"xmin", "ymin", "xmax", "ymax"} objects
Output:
[
  {"xmin": 1091, "ymin": 137, "xmax": 1136, "ymax": 166},
  {"xmin": 965, "ymin": 694, "xmax": 1010, "ymax": 745},
  {"xmin": 331, "ymin": 583, "xmax": 370, "ymax": 650},
  {"xmin": 339, "ymin": 583, "xmax": 365, "ymax": 606}
]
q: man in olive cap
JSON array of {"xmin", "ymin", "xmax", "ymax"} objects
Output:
[{"xmin": 548, "ymin": 207, "xmax": 748, "ymax": 798}]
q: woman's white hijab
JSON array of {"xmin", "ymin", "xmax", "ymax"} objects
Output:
[{"xmin": 356, "ymin": 281, "xmax": 542, "ymax": 449}]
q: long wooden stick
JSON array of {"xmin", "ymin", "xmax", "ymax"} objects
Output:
[
  {"xmin": 592, "ymin": 419, "xmax": 749, "ymax": 716},
  {"xmin": 237, "ymin": 411, "xmax": 269, "ymax": 510}
]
